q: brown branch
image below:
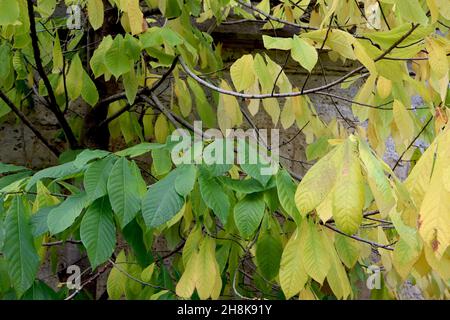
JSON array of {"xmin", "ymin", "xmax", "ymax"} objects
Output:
[
  {"xmin": 26, "ymin": 0, "xmax": 79, "ymax": 149},
  {"xmin": 0, "ymin": 91, "xmax": 60, "ymax": 157}
]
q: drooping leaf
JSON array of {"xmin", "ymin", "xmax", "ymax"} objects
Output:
[
  {"xmin": 4, "ymin": 196, "xmax": 40, "ymax": 296},
  {"xmin": 234, "ymin": 192, "xmax": 265, "ymax": 238},
  {"xmin": 80, "ymin": 197, "xmax": 116, "ymax": 269},
  {"xmin": 107, "ymin": 157, "xmax": 141, "ymax": 227}
]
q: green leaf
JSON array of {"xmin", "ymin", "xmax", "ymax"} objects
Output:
[
  {"xmin": 0, "ymin": 162, "xmax": 27, "ymax": 175},
  {"xmin": 84, "ymin": 156, "xmax": 116, "ymax": 202},
  {"xmin": 74, "ymin": 149, "xmax": 110, "ymax": 168},
  {"xmin": 256, "ymin": 233, "xmax": 282, "ymax": 280},
  {"xmin": 47, "ymin": 192, "xmax": 89, "ymax": 235},
  {"xmin": 81, "ymin": 70, "xmax": 99, "ymax": 106},
  {"xmin": 4, "ymin": 196, "xmax": 40, "ymax": 296},
  {"xmin": 234, "ymin": 193, "xmax": 265, "ymax": 238},
  {"xmin": 174, "ymin": 165, "xmax": 197, "ymax": 197},
  {"xmin": 291, "ymin": 36, "xmax": 318, "ymax": 73},
  {"xmin": 87, "ymin": 0, "xmax": 104, "ymax": 30},
  {"xmin": 21, "ymin": 280, "xmax": 58, "ymax": 300},
  {"xmin": 26, "ymin": 162, "xmax": 83, "ymax": 190},
  {"xmin": 66, "ymin": 54, "xmax": 84, "ymax": 100},
  {"xmin": 0, "ymin": 0, "xmax": 19, "ymax": 26},
  {"xmin": 80, "ymin": 197, "xmax": 116, "ymax": 269},
  {"xmin": 187, "ymin": 78, "xmax": 216, "ymax": 128},
  {"xmin": 198, "ymin": 168, "xmax": 230, "ymax": 224},
  {"xmin": 31, "ymin": 206, "xmax": 53, "ymax": 237},
  {"xmin": 104, "ymin": 36, "xmax": 132, "ymax": 78},
  {"xmin": 396, "ymin": 0, "xmax": 428, "ymax": 25},
  {"xmin": 141, "ymin": 169, "xmax": 184, "ymax": 228},
  {"xmin": 218, "ymin": 176, "xmax": 272, "ymax": 194},
  {"xmin": 107, "ymin": 157, "xmax": 141, "ymax": 227},
  {"xmin": 37, "ymin": 0, "xmax": 56, "ymax": 18},
  {"xmin": 0, "ymin": 43, "xmax": 12, "ymax": 82},
  {"xmin": 276, "ymin": 169, "xmax": 301, "ymax": 225},
  {"xmin": 123, "ymin": 67, "xmax": 138, "ymax": 104},
  {"xmin": 115, "ymin": 142, "xmax": 164, "ymax": 158}
]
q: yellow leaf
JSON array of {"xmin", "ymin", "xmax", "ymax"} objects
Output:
[
  {"xmin": 279, "ymin": 228, "xmax": 308, "ymax": 299},
  {"xmin": 281, "ymin": 97, "xmax": 295, "ymax": 129},
  {"xmin": 331, "ymin": 137, "xmax": 364, "ymax": 235},
  {"xmin": 87, "ymin": 0, "xmax": 104, "ymax": 30},
  {"xmin": 175, "ymin": 78, "xmax": 192, "ymax": 117},
  {"xmin": 295, "ymin": 142, "xmax": 344, "ymax": 216},
  {"xmin": 230, "ymin": 54, "xmax": 255, "ymax": 91},
  {"xmin": 262, "ymin": 98, "xmax": 280, "ymax": 125},
  {"xmin": 404, "ymin": 137, "xmax": 437, "ymax": 207},
  {"xmin": 176, "ymin": 251, "xmax": 200, "ymax": 299},
  {"xmin": 217, "ymin": 81, "xmax": 243, "ymax": 134},
  {"xmin": 418, "ymin": 128, "xmax": 450, "ymax": 258},
  {"xmin": 353, "ymin": 41, "xmax": 377, "ymax": 76},
  {"xmin": 426, "ymin": 37, "xmax": 448, "ymax": 80},
  {"xmin": 392, "ymin": 99, "xmax": 415, "ymax": 147},
  {"xmin": 299, "ymin": 219, "xmax": 331, "ymax": 284},
  {"xmin": 376, "ymin": 76, "xmax": 392, "ymax": 99},
  {"xmin": 377, "ymin": 227, "xmax": 392, "ymax": 272},
  {"xmin": 107, "ymin": 250, "xmax": 127, "ymax": 300},
  {"xmin": 322, "ymin": 229, "xmax": 352, "ymax": 299},
  {"xmin": 392, "ymin": 238, "xmax": 421, "ymax": 279},
  {"xmin": 154, "ymin": 113, "xmax": 168, "ymax": 143},
  {"xmin": 196, "ymin": 237, "xmax": 218, "ymax": 299},
  {"xmin": 358, "ymin": 138, "xmax": 395, "ymax": 218},
  {"xmin": 123, "ymin": 0, "xmax": 144, "ymax": 35}
]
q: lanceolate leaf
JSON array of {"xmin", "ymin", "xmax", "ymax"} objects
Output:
[
  {"xmin": 107, "ymin": 157, "xmax": 141, "ymax": 228},
  {"xmin": 4, "ymin": 196, "xmax": 40, "ymax": 296},
  {"xmin": 80, "ymin": 197, "xmax": 116, "ymax": 269}
]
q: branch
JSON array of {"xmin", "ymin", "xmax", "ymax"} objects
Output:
[
  {"xmin": 98, "ymin": 56, "xmax": 180, "ymax": 127},
  {"xmin": 0, "ymin": 91, "xmax": 60, "ymax": 157},
  {"xmin": 323, "ymin": 223, "xmax": 394, "ymax": 251},
  {"xmin": 179, "ymin": 24, "xmax": 419, "ymax": 99},
  {"xmin": 235, "ymin": 0, "xmax": 315, "ymax": 30},
  {"xmin": 26, "ymin": 0, "xmax": 79, "ymax": 149},
  {"xmin": 391, "ymin": 116, "xmax": 433, "ymax": 172}
]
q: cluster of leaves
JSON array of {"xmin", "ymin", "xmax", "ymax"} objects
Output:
[{"xmin": 0, "ymin": 0, "xmax": 449, "ymax": 300}]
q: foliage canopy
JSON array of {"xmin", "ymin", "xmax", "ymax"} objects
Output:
[{"xmin": 0, "ymin": 0, "xmax": 449, "ymax": 300}]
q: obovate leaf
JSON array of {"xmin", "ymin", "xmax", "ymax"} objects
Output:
[
  {"xmin": 4, "ymin": 196, "xmax": 40, "ymax": 296},
  {"xmin": 107, "ymin": 157, "xmax": 141, "ymax": 228},
  {"xmin": 80, "ymin": 197, "xmax": 116, "ymax": 269}
]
